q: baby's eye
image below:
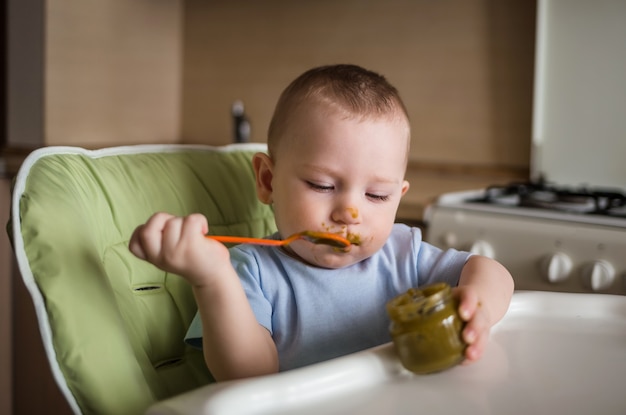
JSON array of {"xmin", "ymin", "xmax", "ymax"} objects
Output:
[
  {"xmin": 366, "ymin": 193, "xmax": 390, "ymax": 202},
  {"xmin": 306, "ymin": 181, "xmax": 334, "ymax": 192}
]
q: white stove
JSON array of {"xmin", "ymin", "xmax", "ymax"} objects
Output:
[
  {"xmin": 425, "ymin": 187, "xmax": 626, "ymax": 295},
  {"xmin": 426, "ymin": 0, "xmax": 626, "ymax": 296}
]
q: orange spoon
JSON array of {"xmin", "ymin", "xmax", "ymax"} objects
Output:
[{"xmin": 206, "ymin": 230, "xmax": 351, "ymax": 249}]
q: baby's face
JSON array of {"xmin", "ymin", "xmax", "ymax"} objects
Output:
[{"xmin": 269, "ymin": 104, "xmax": 410, "ymax": 269}]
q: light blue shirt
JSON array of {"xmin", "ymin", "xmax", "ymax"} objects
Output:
[{"xmin": 185, "ymin": 223, "xmax": 471, "ymax": 371}]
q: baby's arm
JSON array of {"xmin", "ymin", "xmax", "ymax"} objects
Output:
[
  {"xmin": 454, "ymin": 255, "xmax": 514, "ymax": 363},
  {"xmin": 129, "ymin": 213, "xmax": 278, "ymax": 380}
]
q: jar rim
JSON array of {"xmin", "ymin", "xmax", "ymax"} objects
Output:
[{"xmin": 386, "ymin": 282, "xmax": 451, "ymax": 321}]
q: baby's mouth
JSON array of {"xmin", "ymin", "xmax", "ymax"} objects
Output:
[
  {"xmin": 329, "ymin": 234, "xmax": 360, "ymax": 253},
  {"xmin": 346, "ymin": 233, "xmax": 362, "ymax": 246}
]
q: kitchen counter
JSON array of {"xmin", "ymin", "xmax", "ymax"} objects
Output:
[
  {"xmin": 147, "ymin": 291, "xmax": 626, "ymax": 415},
  {"xmin": 397, "ymin": 161, "xmax": 528, "ymax": 221}
]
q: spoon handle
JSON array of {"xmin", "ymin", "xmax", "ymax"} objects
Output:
[{"xmin": 205, "ymin": 235, "xmax": 284, "ymax": 246}]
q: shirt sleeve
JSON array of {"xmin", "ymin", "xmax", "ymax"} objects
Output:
[
  {"xmin": 416, "ymin": 240, "xmax": 473, "ymax": 287},
  {"xmin": 230, "ymin": 247, "xmax": 274, "ymax": 333},
  {"xmin": 184, "ymin": 311, "xmax": 203, "ymax": 349},
  {"xmin": 182, "ymin": 247, "xmax": 274, "ymax": 349}
]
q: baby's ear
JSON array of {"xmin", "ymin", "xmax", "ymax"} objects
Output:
[
  {"xmin": 252, "ymin": 152, "xmax": 274, "ymax": 204},
  {"xmin": 401, "ymin": 180, "xmax": 410, "ymax": 196}
]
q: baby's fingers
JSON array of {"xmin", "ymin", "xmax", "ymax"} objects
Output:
[
  {"xmin": 179, "ymin": 213, "xmax": 209, "ymax": 241},
  {"xmin": 129, "ymin": 226, "xmax": 147, "ymax": 260},
  {"xmin": 462, "ymin": 322, "xmax": 490, "ymax": 363},
  {"xmin": 129, "ymin": 212, "xmax": 175, "ymax": 261},
  {"xmin": 457, "ymin": 288, "xmax": 480, "ymax": 321},
  {"xmin": 461, "ymin": 303, "xmax": 490, "ymax": 363}
]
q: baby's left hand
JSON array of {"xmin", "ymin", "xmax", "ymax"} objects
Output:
[{"xmin": 453, "ymin": 285, "xmax": 490, "ymax": 364}]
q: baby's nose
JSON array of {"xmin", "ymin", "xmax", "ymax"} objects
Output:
[
  {"xmin": 346, "ymin": 207, "xmax": 359, "ymax": 220},
  {"xmin": 332, "ymin": 206, "xmax": 361, "ymax": 224}
]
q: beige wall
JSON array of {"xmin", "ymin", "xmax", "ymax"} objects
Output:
[
  {"xmin": 46, "ymin": 0, "xmax": 183, "ymax": 147},
  {"xmin": 10, "ymin": 0, "xmax": 534, "ymax": 166},
  {"xmin": 182, "ymin": 0, "xmax": 535, "ymax": 218},
  {"xmin": 8, "ymin": 0, "xmax": 183, "ymax": 148},
  {"xmin": 182, "ymin": 0, "xmax": 535, "ymax": 168},
  {"xmin": 7, "ymin": 0, "xmax": 534, "ymax": 218}
]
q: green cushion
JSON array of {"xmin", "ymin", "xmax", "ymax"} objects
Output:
[{"xmin": 10, "ymin": 144, "xmax": 276, "ymax": 415}]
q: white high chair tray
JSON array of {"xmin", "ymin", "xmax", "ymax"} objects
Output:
[{"xmin": 147, "ymin": 291, "xmax": 626, "ymax": 415}]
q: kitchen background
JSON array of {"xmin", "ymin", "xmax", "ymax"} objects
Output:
[{"xmin": 0, "ymin": 0, "xmax": 536, "ymax": 413}]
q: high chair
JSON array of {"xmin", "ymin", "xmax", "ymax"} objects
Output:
[{"xmin": 8, "ymin": 143, "xmax": 276, "ymax": 414}]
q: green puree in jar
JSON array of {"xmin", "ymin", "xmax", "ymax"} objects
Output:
[{"xmin": 386, "ymin": 282, "xmax": 467, "ymax": 374}]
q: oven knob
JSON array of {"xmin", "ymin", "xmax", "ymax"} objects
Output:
[
  {"xmin": 581, "ymin": 260, "xmax": 615, "ymax": 291},
  {"xmin": 540, "ymin": 253, "xmax": 572, "ymax": 283},
  {"xmin": 469, "ymin": 240, "xmax": 494, "ymax": 259}
]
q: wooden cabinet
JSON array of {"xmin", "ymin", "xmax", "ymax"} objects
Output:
[{"xmin": 1, "ymin": 179, "xmax": 13, "ymax": 415}]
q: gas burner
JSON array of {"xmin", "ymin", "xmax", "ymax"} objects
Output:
[
  {"xmin": 474, "ymin": 181, "xmax": 626, "ymax": 217},
  {"xmin": 522, "ymin": 190, "xmax": 596, "ymax": 213}
]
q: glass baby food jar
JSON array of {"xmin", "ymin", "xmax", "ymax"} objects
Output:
[{"xmin": 386, "ymin": 282, "xmax": 466, "ymax": 374}]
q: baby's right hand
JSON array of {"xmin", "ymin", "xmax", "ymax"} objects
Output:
[{"xmin": 129, "ymin": 212, "xmax": 230, "ymax": 287}]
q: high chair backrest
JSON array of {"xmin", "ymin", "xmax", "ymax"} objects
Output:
[{"xmin": 8, "ymin": 143, "xmax": 276, "ymax": 414}]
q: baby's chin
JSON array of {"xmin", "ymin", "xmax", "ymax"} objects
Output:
[{"xmin": 301, "ymin": 248, "xmax": 368, "ymax": 270}]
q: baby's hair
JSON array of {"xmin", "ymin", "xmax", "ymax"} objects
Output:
[{"xmin": 267, "ymin": 64, "xmax": 410, "ymax": 157}]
